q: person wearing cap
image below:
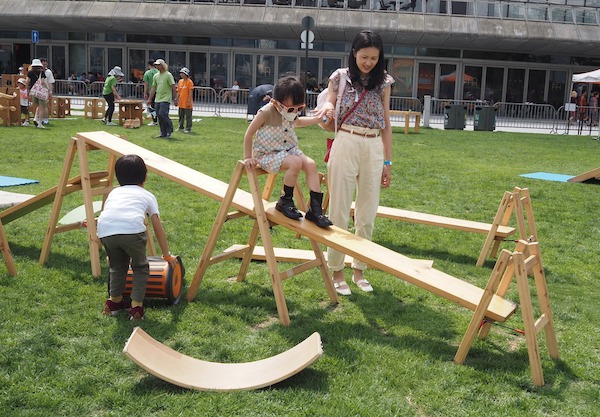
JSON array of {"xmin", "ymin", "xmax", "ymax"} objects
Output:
[
  {"xmin": 147, "ymin": 59, "xmax": 176, "ymax": 138},
  {"xmin": 101, "ymin": 66, "xmax": 124, "ymax": 126},
  {"xmin": 26, "ymin": 58, "xmax": 48, "ymax": 129},
  {"xmin": 17, "ymin": 78, "xmax": 30, "ymax": 126},
  {"xmin": 175, "ymin": 67, "xmax": 194, "ymax": 133},
  {"xmin": 39, "ymin": 58, "xmax": 54, "ymax": 125},
  {"xmin": 143, "ymin": 60, "xmax": 159, "ymax": 126}
]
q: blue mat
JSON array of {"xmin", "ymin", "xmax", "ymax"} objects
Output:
[
  {"xmin": 0, "ymin": 175, "xmax": 39, "ymax": 188},
  {"xmin": 520, "ymin": 172, "xmax": 574, "ymax": 182}
]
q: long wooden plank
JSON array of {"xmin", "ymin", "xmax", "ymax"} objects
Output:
[
  {"xmin": 353, "ymin": 203, "xmax": 515, "ymax": 237},
  {"xmin": 77, "ymin": 132, "xmax": 257, "ymax": 213},
  {"xmin": 76, "ymin": 132, "xmax": 516, "ymax": 322},
  {"xmin": 123, "ymin": 326, "xmax": 322, "ymax": 392},
  {"xmin": 0, "ymin": 172, "xmax": 108, "ymax": 225},
  {"xmin": 567, "ymin": 166, "xmax": 600, "ymax": 183},
  {"xmin": 265, "ymin": 207, "xmax": 517, "ymax": 323},
  {"xmin": 222, "ymin": 244, "xmax": 435, "ymax": 269}
]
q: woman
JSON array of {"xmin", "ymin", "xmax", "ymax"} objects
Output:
[
  {"xmin": 315, "ymin": 30, "xmax": 393, "ymax": 295},
  {"xmin": 102, "ymin": 66, "xmax": 124, "ymax": 126}
]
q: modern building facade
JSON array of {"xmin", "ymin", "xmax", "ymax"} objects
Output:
[{"xmin": 1, "ymin": 0, "xmax": 599, "ymax": 107}]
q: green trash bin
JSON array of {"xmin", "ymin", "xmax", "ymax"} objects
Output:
[
  {"xmin": 444, "ymin": 104, "xmax": 467, "ymax": 130},
  {"xmin": 474, "ymin": 106, "xmax": 497, "ymax": 131}
]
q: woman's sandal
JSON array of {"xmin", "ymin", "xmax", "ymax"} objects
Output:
[
  {"xmin": 333, "ymin": 280, "xmax": 351, "ymax": 296},
  {"xmin": 352, "ymin": 277, "xmax": 373, "ymax": 292}
]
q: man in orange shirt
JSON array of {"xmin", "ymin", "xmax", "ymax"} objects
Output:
[{"xmin": 176, "ymin": 67, "xmax": 194, "ymax": 133}]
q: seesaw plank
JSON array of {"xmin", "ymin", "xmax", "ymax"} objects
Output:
[
  {"xmin": 567, "ymin": 166, "xmax": 600, "ymax": 183},
  {"xmin": 264, "ymin": 207, "xmax": 517, "ymax": 323},
  {"xmin": 222, "ymin": 244, "xmax": 435, "ymax": 269},
  {"xmin": 123, "ymin": 327, "xmax": 322, "ymax": 391},
  {"xmin": 352, "ymin": 203, "xmax": 515, "ymax": 237}
]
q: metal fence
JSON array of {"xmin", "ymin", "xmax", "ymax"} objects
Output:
[{"xmin": 31, "ymin": 79, "xmax": 600, "ymax": 134}]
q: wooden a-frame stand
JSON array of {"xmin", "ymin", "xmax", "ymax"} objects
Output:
[
  {"xmin": 39, "ymin": 136, "xmax": 156, "ymax": 276},
  {"xmin": 455, "ymin": 240, "xmax": 559, "ymax": 387},
  {"xmin": 477, "ymin": 187, "xmax": 538, "ymax": 267},
  {"xmin": 186, "ymin": 161, "xmax": 338, "ymax": 326}
]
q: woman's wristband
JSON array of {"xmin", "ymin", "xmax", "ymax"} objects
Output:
[{"xmin": 384, "ymin": 160, "xmax": 392, "ymax": 166}]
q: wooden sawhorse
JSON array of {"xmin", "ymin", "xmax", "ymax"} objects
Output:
[
  {"xmin": 455, "ymin": 240, "xmax": 559, "ymax": 386},
  {"xmin": 186, "ymin": 161, "xmax": 338, "ymax": 326}
]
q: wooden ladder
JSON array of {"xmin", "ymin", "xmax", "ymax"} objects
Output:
[
  {"xmin": 186, "ymin": 161, "xmax": 337, "ymax": 326},
  {"xmin": 455, "ymin": 240, "xmax": 559, "ymax": 386}
]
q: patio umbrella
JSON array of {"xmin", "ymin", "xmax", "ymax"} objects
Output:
[{"xmin": 440, "ymin": 71, "xmax": 475, "ymax": 83}]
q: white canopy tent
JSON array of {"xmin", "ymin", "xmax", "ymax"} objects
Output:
[{"xmin": 572, "ymin": 68, "xmax": 600, "ymax": 84}]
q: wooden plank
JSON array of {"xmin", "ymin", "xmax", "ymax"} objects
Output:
[
  {"xmin": 222, "ymin": 244, "xmax": 435, "ymax": 269},
  {"xmin": 354, "ymin": 203, "xmax": 515, "ymax": 237},
  {"xmin": 123, "ymin": 326, "xmax": 322, "ymax": 392},
  {"xmin": 567, "ymin": 166, "xmax": 600, "ymax": 183},
  {"xmin": 264, "ymin": 206, "xmax": 517, "ymax": 323},
  {"xmin": 0, "ymin": 172, "xmax": 109, "ymax": 225},
  {"xmin": 76, "ymin": 132, "xmax": 257, "ymax": 214}
]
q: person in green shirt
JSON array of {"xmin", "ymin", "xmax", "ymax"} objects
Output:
[
  {"xmin": 102, "ymin": 66, "xmax": 124, "ymax": 126},
  {"xmin": 147, "ymin": 59, "xmax": 177, "ymax": 138},
  {"xmin": 143, "ymin": 60, "xmax": 159, "ymax": 126}
]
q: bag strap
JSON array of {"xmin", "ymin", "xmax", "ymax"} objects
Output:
[
  {"xmin": 339, "ymin": 89, "xmax": 367, "ymax": 128},
  {"xmin": 333, "ymin": 68, "xmax": 348, "ymax": 134}
]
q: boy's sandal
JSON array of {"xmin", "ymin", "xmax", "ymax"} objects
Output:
[
  {"xmin": 353, "ymin": 278, "xmax": 373, "ymax": 292},
  {"xmin": 333, "ymin": 280, "xmax": 351, "ymax": 296}
]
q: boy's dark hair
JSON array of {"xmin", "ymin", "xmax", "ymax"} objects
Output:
[
  {"xmin": 148, "ymin": 59, "xmax": 155, "ymax": 66},
  {"xmin": 115, "ymin": 154, "xmax": 147, "ymax": 186},
  {"xmin": 348, "ymin": 30, "xmax": 385, "ymax": 91},
  {"xmin": 273, "ymin": 75, "xmax": 305, "ymax": 105}
]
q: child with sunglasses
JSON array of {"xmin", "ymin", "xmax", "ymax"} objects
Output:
[{"xmin": 243, "ymin": 75, "xmax": 332, "ymax": 228}]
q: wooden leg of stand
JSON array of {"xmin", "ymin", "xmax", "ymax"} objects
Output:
[
  {"xmin": 187, "ymin": 162, "xmax": 246, "ymax": 301},
  {"xmin": 39, "ymin": 138, "xmax": 78, "ymax": 266},
  {"xmin": 247, "ymin": 167, "xmax": 290, "ymax": 326},
  {"xmin": 0, "ymin": 222, "xmax": 17, "ymax": 276},
  {"xmin": 455, "ymin": 250, "xmax": 510, "ymax": 364}
]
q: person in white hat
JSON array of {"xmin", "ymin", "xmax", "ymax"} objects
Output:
[
  {"xmin": 176, "ymin": 67, "xmax": 194, "ymax": 133},
  {"xmin": 147, "ymin": 59, "xmax": 176, "ymax": 138},
  {"xmin": 39, "ymin": 58, "xmax": 55, "ymax": 126},
  {"xmin": 26, "ymin": 58, "xmax": 48, "ymax": 129},
  {"xmin": 101, "ymin": 66, "xmax": 124, "ymax": 125},
  {"xmin": 17, "ymin": 78, "xmax": 30, "ymax": 126},
  {"xmin": 143, "ymin": 60, "xmax": 159, "ymax": 126}
]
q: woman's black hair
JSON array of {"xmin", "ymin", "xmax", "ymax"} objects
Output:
[
  {"xmin": 115, "ymin": 154, "xmax": 147, "ymax": 186},
  {"xmin": 348, "ymin": 30, "xmax": 385, "ymax": 91},
  {"xmin": 273, "ymin": 75, "xmax": 305, "ymax": 105}
]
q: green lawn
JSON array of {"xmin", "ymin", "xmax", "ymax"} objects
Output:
[{"xmin": 1, "ymin": 117, "xmax": 599, "ymax": 416}]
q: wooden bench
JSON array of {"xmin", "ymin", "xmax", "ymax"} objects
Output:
[{"xmin": 390, "ymin": 110, "xmax": 421, "ymax": 134}]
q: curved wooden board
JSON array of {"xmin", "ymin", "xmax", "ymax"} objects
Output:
[{"xmin": 123, "ymin": 327, "xmax": 322, "ymax": 391}]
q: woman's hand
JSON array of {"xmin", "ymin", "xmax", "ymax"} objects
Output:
[
  {"xmin": 312, "ymin": 101, "xmax": 334, "ymax": 121},
  {"xmin": 381, "ymin": 165, "xmax": 391, "ymax": 188}
]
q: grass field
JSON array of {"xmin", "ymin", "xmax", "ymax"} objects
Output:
[{"xmin": 1, "ymin": 116, "xmax": 599, "ymax": 416}]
